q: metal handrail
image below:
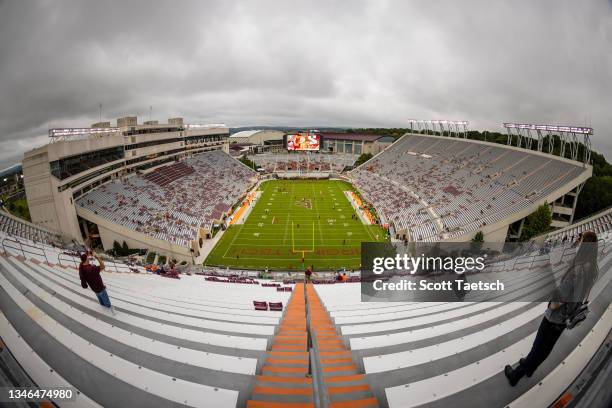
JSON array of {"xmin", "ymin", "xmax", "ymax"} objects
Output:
[
  {"xmin": 305, "ymin": 284, "xmax": 329, "ymax": 408},
  {"xmin": 1, "ymin": 237, "xmax": 49, "ymax": 264},
  {"xmin": 1, "ymin": 235, "xmax": 131, "ymax": 274},
  {"xmin": 57, "ymin": 252, "xmax": 79, "ymax": 269},
  {"xmin": 309, "ymin": 329, "xmax": 329, "ymax": 408}
]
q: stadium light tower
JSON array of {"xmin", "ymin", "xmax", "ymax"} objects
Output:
[
  {"xmin": 503, "ymin": 123, "xmax": 593, "ymax": 164},
  {"xmin": 407, "ymin": 119, "xmax": 469, "ymax": 138}
]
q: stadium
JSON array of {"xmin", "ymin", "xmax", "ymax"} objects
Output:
[{"xmin": 1, "ymin": 115, "xmax": 611, "ymax": 408}]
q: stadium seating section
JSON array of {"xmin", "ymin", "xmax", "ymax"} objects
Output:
[
  {"xmin": 76, "ymin": 150, "xmax": 256, "ymax": 247},
  {"xmin": 0, "ymin": 206, "xmax": 611, "ymax": 407},
  {"xmin": 143, "ymin": 161, "xmax": 195, "ymax": 186},
  {"xmin": 351, "ymin": 134, "xmax": 589, "ymax": 241},
  {"xmin": 546, "ymin": 207, "xmax": 612, "ymax": 244},
  {"xmin": 248, "ymin": 152, "xmax": 358, "ymax": 173},
  {"xmin": 1, "ymin": 210, "xmax": 63, "ymax": 246}
]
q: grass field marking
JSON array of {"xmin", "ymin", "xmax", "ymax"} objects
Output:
[
  {"xmin": 363, "ymin": 217, "xmax": 377, "ymax": 242},
  {"xmin": 311, "ymin": 183, "xmax": 325, "ymax": 243},
  {"xmin": 291, "ymin": 220, "xmax": 315, "ymax": 255},
  {"xmin": 221, "ymin": 224, "xmax": 243, "ymax": 258},
  {"xmin": 312, "ymin": 221, "xmax": 315, "ymax": 252},
  {"xmin": 228, "ymin": 242, "xmax": 369, "ymax": 247},
  {"xmin": 281, "ymin": 182, "xmax": 295, "ymax": 244},
  {"xmin": 223, "ymin": 255, "xmax": 362, "ymax": 262},
  {"xmin": 205, "ymin": 179, "xmax": 390, "ymax": 270}
]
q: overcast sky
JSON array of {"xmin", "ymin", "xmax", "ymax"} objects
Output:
[{"xmin": 1, "ymin": 0, "xmax": 611, "ymax": 169}]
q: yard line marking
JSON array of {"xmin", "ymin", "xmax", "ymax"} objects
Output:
[
  {"xmin": 311, "ymin": 184, "xmax": 325, "ymax": 243},
  {"xmin": 222, "ymin": 224, "xmax": 244, "ymax": 258},
  {"xmin": 281, "ymin": 184, "xmax": 294, "ymax": 244}
]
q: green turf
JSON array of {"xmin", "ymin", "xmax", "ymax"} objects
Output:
[{"xmin": 204, "ymin": 179, "xmax": 388, "ymax": 271}]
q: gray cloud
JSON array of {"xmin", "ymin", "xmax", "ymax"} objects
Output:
[{"xmin": 1, "ymin": 0, "xmax": 611, "ymax": 168}]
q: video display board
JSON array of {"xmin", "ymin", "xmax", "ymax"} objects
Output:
[{"xmin": 286, "ymin": 133, "xmax": 321, "ymax": 151}]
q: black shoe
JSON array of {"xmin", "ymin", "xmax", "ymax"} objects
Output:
[
  {"xmin": 519, "ymin": 358, "xmax": 533, "ymax": 378},
  {"xmin": 504, "ymin": 364, "xmax": 525, "ymax": 387}
]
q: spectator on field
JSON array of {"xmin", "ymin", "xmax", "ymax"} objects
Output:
[
  {"xmin": 79, "ymin": 251, "xmax": 114, "ymax": 313},
  {"xmin": 504, "ymin": 231, "xmax": 599, "ymax": 386}
]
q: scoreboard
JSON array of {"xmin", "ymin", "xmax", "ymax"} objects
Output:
[{"xmin": 286, "ymin": 133, "xmax": 321, "ymax": 151}]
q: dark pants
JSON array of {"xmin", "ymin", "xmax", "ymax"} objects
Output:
[
  {"xmin": 521, "ymin": 317, "xmax": 565, "ymax": 375},
  {"xmin": 95, "ymin": 288, "xmax": 112, "ymax": 308}
]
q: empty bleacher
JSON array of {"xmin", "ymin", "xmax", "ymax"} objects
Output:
[
  {"xmin": 248, "ymin": 153, "xmax": 358, "ymax": 174},
  {"xmin": 314, "ymin": 231, "xmax": 612, "ymax": 407},
  {"xmin": 546, "ymin": 206, "xmax": 612, "ymax": 244},
  {"xmin": 76, "ymin": 150, "xmax": 256, "ymax": 247},
  {"xmin": 0, "ymin": 248, "xmax": 296, "ymax": 407},
  {"xmin": 0, "ymin": 210, "xmax": 63, "ymax": 246},
  {"xmin": 2, "ymin": 159, "xmax": 611, "ymax": 407},
  {"xmin": 351, "ymin": 134, "xmax": 589, "ymax": 241}
]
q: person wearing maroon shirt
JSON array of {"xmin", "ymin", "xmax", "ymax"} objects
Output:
[
  {"xmin": 79, "ymin": 251, "xmax": 113, "ymax": 311},
  {"xmin": 305, "ymin": 266, "xmax": 316, "ymax": 283},
  {"xmin": 305, "ymin": 268, "xmax": 312, "ymax": 282}
]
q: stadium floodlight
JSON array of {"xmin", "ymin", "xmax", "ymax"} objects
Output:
[
  {"xmin": 49, "ymin": 127, "xmax": 121, "ymax": 137},
  {"xmin": 503, "ymin": 123, "xmax": 593, "ymax": 135},
  {"xmin": 185, "ymin": 123, "xmax": 227, "ymax": 129},
  {"xmin": 408, "ymin": 119, "xmax": 468, "ymax": 126},
  {"xmin": 503, "ymin": 122, "xmax": 593, "ymax": 163},
  {"xmin": 407, "ymin": 119, "xmax": 469, "ymax": 138}
]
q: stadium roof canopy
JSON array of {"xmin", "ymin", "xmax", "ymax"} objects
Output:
[
  {"xmin": 319, "ymin": 132, "xmax": 383, "ymax": 142},
  {"xmin": 0, "ymin": 164, "xmax": 22, "ymax": 177},
  {"xmin": 230, "ymin": 130, "xmax": 262, "ymax": 139}
]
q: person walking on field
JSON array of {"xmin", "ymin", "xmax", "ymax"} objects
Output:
[
  {"xmin": 504, "ymin": 231, "xmax": 599, "ymax": 386},
  {"xmin": 79, "ymin": 251, "xmax": 115, "ymax": 313}
]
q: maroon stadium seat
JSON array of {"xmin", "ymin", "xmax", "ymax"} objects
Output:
[{"xmin": 268, "ymin": 302, "xmax": 283, "ymax": 311}]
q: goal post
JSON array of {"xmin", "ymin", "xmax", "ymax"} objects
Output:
[{"xmin": 291, "ymin": 221, "xmax": 315, "ymax": 258}]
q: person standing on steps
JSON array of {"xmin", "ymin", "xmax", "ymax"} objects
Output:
[
  {"xmin": 79, "ymin": 250, "xmax": 115, "ymax": 314},
  {"xmin": 504, "ymin": 231, "xmax": 599, "ymax": 386},
  {"xmin": 305, "ymin": 266, "xmax": 316, "ymax": 283}
]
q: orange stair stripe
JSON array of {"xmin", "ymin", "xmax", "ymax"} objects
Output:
[
  {"xmin": 268, "ymin": 351, "xmax": 309, "ymax": 357},
  {"xmin": 327, "ymin": 384, "xmax": 371, "ymax": 394},
  {"xmin": 330, "ymin": 397, "xmax": 378, "ymax": 408},
  {"xmin": 254, "ymin": 386, "xmax": 313, "ymax": 396},
  {"xmin": 321, "ymin": 357, "xmax": 353, "ymax": 364},
  {"xmin": 323, "ymin": 365, "xmax": 357, "ymax": 372},
  {"xmin": 247, "ymin": 401, "xmax": 314, "ymax": 408},
  {"xmin": 266, "ymin": 358, "xmax": 309, "ymax": 365},
  {"xmin": 325, "ymin": 374, "xmax": 365, "ymax": 383},
  {"xmin": 256, "ymin": 375, "xmax": 312, "ymax": 384}
]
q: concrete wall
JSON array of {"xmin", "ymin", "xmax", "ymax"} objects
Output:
[
  {"xmin": 363, "ymin": 141, "xmax": 393, "ymax": 155},
  {"xmin": 22, "ymin": 124, "xmax": 229, "ymax": 243},
  {"xmin": 77, "ymin": 206, "xmax": 195, "ymax": 263}
]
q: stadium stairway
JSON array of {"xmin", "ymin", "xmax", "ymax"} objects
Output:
[
  {"xmin": 306, "ymin": 284, "xmax": 379, "ymax": 408},
  {"xmin": 0, "ymin": 252, "xmax": 295, "ymax": 408},
  {"xmin": 247, "ymin": 283, "xmax": 314, "ymax": 407},
  {"xmin": 247, "ymin": 283, "xmax": 379, "ymax": 407}
]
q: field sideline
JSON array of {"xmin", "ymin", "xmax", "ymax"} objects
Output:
[{"xmin": 204, "ymin": 179, "xmax": 388, "ymax": 271}]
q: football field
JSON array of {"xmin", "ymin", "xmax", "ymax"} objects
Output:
[{"xmin": 205, "ymin": 179, "xmax": 388, "ymax": 271}]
